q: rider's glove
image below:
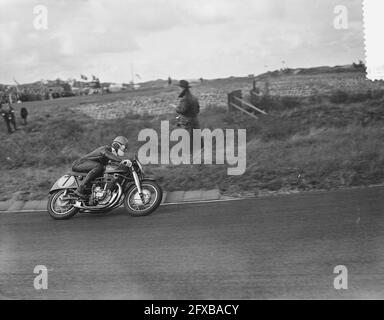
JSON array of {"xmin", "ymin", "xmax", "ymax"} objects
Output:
[{"xmin": 121, "ymin": 159, "xmax": 132, "ymax": 167}]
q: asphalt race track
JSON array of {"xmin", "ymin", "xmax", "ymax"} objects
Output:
[{"xmin": 1, "ymin": 187, "xmax": 384, "ymax": 299}]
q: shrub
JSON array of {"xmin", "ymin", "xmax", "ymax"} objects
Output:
[
  {"xmin": 330, "ymin": 90, "xmax": 349, "ymax": 104},
  {"xmin": 19, "ymin": 93, "xmax": 43, "ymax": 102},
  {"xmin": 280, "ymin": 96, "xmax": 301, "ymax": 109},
  {"xmin": 256, "ymin": 96, "xmax": 302, "ymax": 113},
  {"xmin": 260, "ymin": 118, "xmax": 298, "ymax": 141},
  {"xmin": 328, "ymin": 89, "xmax": 384, "ymax": 104}
]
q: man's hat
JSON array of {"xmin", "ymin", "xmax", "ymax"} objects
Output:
[{"xmin": 178, "ymin": 80, "xmax": 191, "ymax": 89}]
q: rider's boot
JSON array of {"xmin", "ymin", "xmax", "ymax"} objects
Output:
[
  {"xmin": 74, "ymin": 167, "xmax": 100, "ymax": 199},
  {"xmin": 74, "ymin": 185, "xmax": 88, "ymax": 199}
]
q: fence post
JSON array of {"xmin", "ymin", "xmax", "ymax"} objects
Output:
[
  {"xmin": 227, "ymin": 90, "xmax": 242, "ymax": 113},
  {"xmin": 250, "ymin": 80, "xmax": 261, "ymax": 106},
  {"xmin": 264, "ymin": 81, "xmax": 270, "ymax": 96},
  {"xmin": 227, "ymin": 93, "xmax": 233, "ymax": 113}
]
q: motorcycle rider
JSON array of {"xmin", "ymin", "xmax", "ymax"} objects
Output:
[{"xmin": 72, "ymin": 136, "xmax": 131, "ymax": 198}]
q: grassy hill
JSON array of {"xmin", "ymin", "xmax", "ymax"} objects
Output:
[{"xmin": 1, "ymin": 66, "xmax": 384, "ymax": 201}]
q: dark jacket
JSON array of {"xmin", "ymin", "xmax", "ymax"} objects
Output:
[
  {"xmin": 0, "ymin": 104, "xmax": 14, "ymax": 119},
  {"xmin": 21, "ymin": 107, "xmax": 28, "ymax": 118},
  {"xmin": 176, "ymin": 91, "xmax": 200, "ymax": 119},
  {"xmin": 79, "ymin": 145, "xmax": 121, "ymax": 165}
]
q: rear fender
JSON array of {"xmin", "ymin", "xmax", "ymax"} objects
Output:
[{"xmin": 49, "ymin": 175, "xmax": 80, "ymax": 194}]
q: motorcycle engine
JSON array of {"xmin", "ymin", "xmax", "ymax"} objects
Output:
[
  {"xmin": 92, "ymin": 185, "xmax": 112, "ymax": 205},
  {"xmin": 91, "ymin": 174, "xmax": 121, "ymax": 205}
]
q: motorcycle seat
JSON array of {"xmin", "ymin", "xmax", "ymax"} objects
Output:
[{"xmin": 68, "ymin": 171, "xmax": 88, "ymax": 177}]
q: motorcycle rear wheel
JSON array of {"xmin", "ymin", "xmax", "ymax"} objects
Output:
[{"xmin": 47, "ymin": 190, "xmax": 79, "ymax": 220}]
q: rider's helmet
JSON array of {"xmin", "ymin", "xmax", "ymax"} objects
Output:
[{"xmin": 112, "ymin": 136, "xmax": 129, "ymax": 154}]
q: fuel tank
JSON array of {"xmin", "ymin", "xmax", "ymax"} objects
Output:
[{"xmin": 104, "ymin": 163, "xmax": 129, "ymax": 174}]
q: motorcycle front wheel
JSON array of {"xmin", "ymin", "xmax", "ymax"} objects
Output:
[
  {"xmin": 47, "ymin": 189, "xmax": 79, "ymax": 220},
  {"xmin": 124, "ymin": 180, "xmax": 163, "ymax": 217}
]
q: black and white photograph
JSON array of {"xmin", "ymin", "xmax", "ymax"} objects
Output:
[{"xmin": 1, "ymin": 0, "xmax": 384, "ymax": 306}]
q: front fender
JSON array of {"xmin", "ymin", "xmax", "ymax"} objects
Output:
[{"xmin": 49, "ymin": 175, "xmax": 79, "ymax": 194}]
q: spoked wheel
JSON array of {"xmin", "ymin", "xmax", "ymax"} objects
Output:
[
  {"xmin": 124, "ymin": 181, "xmax": 163, "ymax": 217},
  {"xmin": 47, "ymin": 190, "xmax": 79, "ymax": 220}
]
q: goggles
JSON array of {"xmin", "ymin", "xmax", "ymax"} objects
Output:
[{"xmin": 118, "ymin": 143, "xmax": 126, "ymax": 151}]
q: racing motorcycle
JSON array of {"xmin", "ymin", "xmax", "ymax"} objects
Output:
[{"xmin": 47, "ymin": 157, "xmax": 163, "ymax": 220}]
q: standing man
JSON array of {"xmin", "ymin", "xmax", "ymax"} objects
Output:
[
  {"xmin": 0, "ymin": 99, "xmax": 16, "ymax": 134},
  {"xmin": 175, "ymin": 80, "xmax": 201, "ymax": 154},
  {"xmin": 7, "ymin": 99, "xmax": 17, "ymax": 132},
  {"xmin": 0, "ymin": 102, "xmax": 12, "ymax": 134},
  {"xmin": 20, "ymin": 107, "xmax": 28, "ymax": 125}
]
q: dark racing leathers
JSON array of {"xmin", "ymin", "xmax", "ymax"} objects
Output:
[{"xmin": 72, "ymin": 145, "xmax": 121, "ymax": 197}]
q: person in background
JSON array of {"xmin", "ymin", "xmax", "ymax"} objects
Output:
[
  {"xmin": 174, "ymin": 80, "xmax": 201, "ymax": 155},
  {"xmin": 20, "ymin": 107, "xmax": 28, "ymax": 125},
  {"xmin": 176, "ymin": 80, "xmax": 200, "ymax": 129},
  {"xmin": 0, "ymin": 98, "xmax": 16, "ymax": 134},
  {"xmin": 8, "ymin": 99, "xmax": 17, "ymax": 132},
  {"xmin": 0, "ymin": 102, "xmax": 12, "ymax": 134}
]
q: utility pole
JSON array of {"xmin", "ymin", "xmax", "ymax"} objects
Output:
[
  {"xmin": 13, "ymin": 77, "xmax": 20, "ymax": 101},
  {"xmin": 131, "ymin": 63, "xmax": 134, "ymax": 86}
]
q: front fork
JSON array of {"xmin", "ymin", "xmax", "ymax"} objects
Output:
[{"xmin": 132, "ymin": 170, "xmax": 145, "ymax": 203}]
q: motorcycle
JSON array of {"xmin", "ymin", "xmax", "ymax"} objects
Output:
[{"xmin": 47, "ymin": 157, "xmax": 163, "ymax": 220}]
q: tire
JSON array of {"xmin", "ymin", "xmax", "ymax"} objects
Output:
[
  {"xmin": 124, "ymin": 180, "xmax": 163, "ymax": 217},
  {"xmin": 47, "ymin": 190, "xmax": 79, "ymax": 220}
]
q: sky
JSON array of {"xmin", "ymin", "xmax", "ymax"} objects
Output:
[{"xmin": 0, "ymin": 0, "xmax": 365, "ymax": 84}]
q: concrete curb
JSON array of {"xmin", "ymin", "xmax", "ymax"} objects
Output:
[
  {"xmin": 7, "ymin": 201, "xmax": 26, "ymax": 212},
  {"xmin": 0, "ymin": 189, "xmax": 221, "ymax": 213},
  {"xmin": 22, "ymin": 200, "xmax": 47, "ymax": 211}
]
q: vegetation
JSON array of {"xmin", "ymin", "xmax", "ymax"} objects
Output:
[{"xmin": 1, "ymin": 82, "xmax": 384, "ymax": 201}]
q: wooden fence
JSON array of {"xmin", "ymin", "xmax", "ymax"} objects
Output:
[{"xmin": 227, "ymin": 90, "xmax": 267, "ymax": 119}]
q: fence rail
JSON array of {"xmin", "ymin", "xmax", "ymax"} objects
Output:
[
  {"xmin": 233, "ymin": 96, "xmax": 267, "ymax": 115},
  {"xmin": 227, "ymin": 90, "xmax": 267, "ymax": 119},
  {"xmin": 229, "ymin": 102, "xmax": 259, "ymax": 119}
]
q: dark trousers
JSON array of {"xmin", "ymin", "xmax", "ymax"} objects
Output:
[
  {"xmin": 2, "ymin": 117, "xmax": 12, "ymax": 133},
  {"xmin": 10, "ymin": 115, "xmax": 17, "ymax": 131},
  {"xmin": 72, "ymin": 159, "xmax": 104, "ymax": 190},
  {"xmin": 177, "ymin": 116, "xmax": 201, "ymax": 154}
]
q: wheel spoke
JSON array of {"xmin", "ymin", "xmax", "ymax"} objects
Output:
[
  {"xmin": 127, "ymin": 184, "xmax": 158, "ymax": 213},
  {"xmin": 51, "ymin": 191, "xmax": 74, "ymax": 215}
]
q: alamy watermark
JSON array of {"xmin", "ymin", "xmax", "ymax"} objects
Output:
[
  {"xmin": 33, "ymin": 5, "xmax": 48, "ymax": 30},
  {"xmin": 33, "ymin": 265, "xmax": 48, "ymax": 290},
  {"xmin": 333, "ymin": 265, "xmax": 348, "ymax": 290},
  {"xmin": 333, "ymin": 5, "xmax": 348, "ymax": 30},
  {"xmin": 137, "ymin": 121, "xmax": 247, "ymax": 176}
]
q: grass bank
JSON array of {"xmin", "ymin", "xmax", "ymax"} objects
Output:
[{"xmin": 1, "ymin": 93, "xmax": 384, "ymax": 201}]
